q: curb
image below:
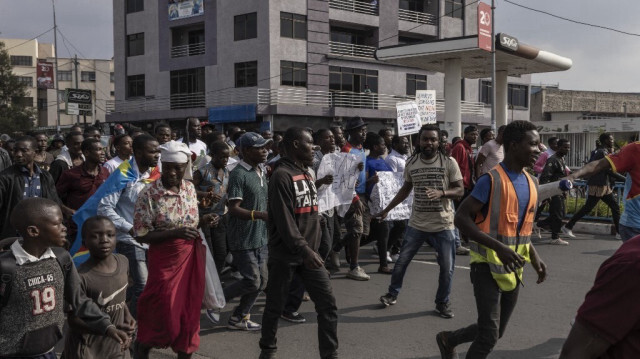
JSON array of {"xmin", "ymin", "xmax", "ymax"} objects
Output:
[{"xmin": 571, "ymin": 221, "xmax": 615, "ymax": 235}]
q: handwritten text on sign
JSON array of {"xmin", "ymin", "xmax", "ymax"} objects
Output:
[
  {"xmin": 317, "ymin": 152, "xmax": 361, "ymax": 213},
  {"xmin": 369, "ymin": 172, "xmax": 413, "ymax": 221},
  {"xmin": 416, "ymin": 90, "xmax": 437, "ymax": 125},
  {"xmin": 396, "ymin": 101, "xmax": 422, "ymax": 136}
]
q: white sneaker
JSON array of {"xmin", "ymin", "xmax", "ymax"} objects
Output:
[
  {"xmin": 615, "ymin": 233, "xmax": 622, "ymax": 240},
  {"xmin": 549, "ymin": 238, "xmax": 569, "ymax": 245},
  {"xmin": 532, "ymin": 224, "xmax": 542, "ymax": 239},
  {"xmin": 390, "ymin": 253, "xmax": 400, "ymax": 262},
  {"xmin": 205, "ymin": 308, "xmax": 221, "ymax": 325},
  {"xmin": 346, "ymin": 266, "xmax": 370, "ymax": 281},
  {"xmin": 561, "ymin": 226, "xmax": 576, "ymax": 238},
  {"xmin": 386, "ymin": 251, "xmax": 393, "ymax": 263}
]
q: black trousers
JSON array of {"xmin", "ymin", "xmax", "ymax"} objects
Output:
[
  {"xmin": 566, "ymin": 192, "xmax": 620, "ymax": 233},
  {"xmin": 448, "ymin": 263, "xmax": 520, "ymax": 359},
  {"xmin": 260, "ymin": 259, "xmax": 339, "ymax": 359},
  {"xmin": 548, "ymin": 195, "xmax": 566, "ymax": 239}
]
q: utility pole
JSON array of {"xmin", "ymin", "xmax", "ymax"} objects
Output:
[
  {"xmin": 52, "ymin": 0, "xmax": 61, "ymax": 132},
  {"xmin": 74, "ymin": 54, "xmax": 79, "ymax": 124},
  {"xmin": 490, "ymin": 0, "xmax": 496, "ymax": 132}
]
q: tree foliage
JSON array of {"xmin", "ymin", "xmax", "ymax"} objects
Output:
[{"xmin": 0, "ymin": 41, "xmax": 35, "ymax": 134}]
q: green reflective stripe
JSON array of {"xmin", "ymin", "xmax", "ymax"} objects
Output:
[{"xmin": 488, "ymin": 169, "xmax": 502, "ymax": 236}]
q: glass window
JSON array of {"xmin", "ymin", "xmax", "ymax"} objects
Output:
[
  {"xmin": 406, "ymin": 74, "xmax": 427, "ymax": 96},
  {"xmin": 234, "ymin": 12, "xmax": 257, "ymax": 41},
  {"xmin": 37, "ymin": 98, "xmax": 47, "ymax": 110},
  {"xmin": 10, "ymin": 55, "xmax": 32, "ymax": 67},
  {"xmin": 81, "ymin": 71, "xmax": 96, "ymax": 82},
  {"xmin": 280, "ymin": 61, "xmax": 306, "ymax": 87},
  {"xmin": 127, "ymin": 74, "xmax": 145, "ymax": 98},
  {"xmin": 445, "ymin": 0, "xmax": 464, "ymax": 19},
  {"xmin": 126, "ymin": 0, "xmax": 143, "ymax": 13},
  {"xmin": 480, "ymin": 80, "xmax": 492, "ymax": 104},
  {"xmin": 170, "ymin": 68, "xmax": 205, "ymax": 94},
  {"xmin": 400, "ymin": 0, "xmax": 425, "ymax": 12},
  {"xmin": 329, "ymin": 66, "xmax": 378, "ymax": 93},
  {"xmin": 234, "ymin": 61, "xmax": 258, "ymax": 88},
  {"xmin": 57, "ymin": 71, "xmax": 72, "ymax": 82},
  {"xmin": 508, "ymin": 84, "xmax": 529, "ymax": 108},
  {"xmin": 280, "ymin": 12, "xmax": 306, "ymax": 40},
  {"xmin": 110, "ymin": 72, "xmax": 115, "ymax": 83},
  {"xmin": 17, "ymin": 76, "xmax": 33, "ymax": 87},
  {"xmin": 127, "ymin": 33, "xmax": 144, "ymax": 57}
]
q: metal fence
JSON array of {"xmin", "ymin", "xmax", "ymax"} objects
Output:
[
  {"xmin": 329, "ymin": 0, "xmax": 379, "ymax": 15},
  {"xmin": 398, "ymin": 8, "xmax": 437, "ymax": 25}
]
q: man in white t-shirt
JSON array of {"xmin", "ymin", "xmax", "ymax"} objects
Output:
[
  {"xmin": 178, "ymin": 116, "xmax": 208, "ymax": 168},
  {"xmin": 475, "ymin": 125, "xmax": 505, "ymax": 177}
]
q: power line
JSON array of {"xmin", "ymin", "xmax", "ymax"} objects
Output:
[
  {"xmin": 503, "ymin": 0, "xmax": 640, "ymax": 37},
  {"xmin": 5, "ymin": 27, "xmax": 55, "ymax": 50}
]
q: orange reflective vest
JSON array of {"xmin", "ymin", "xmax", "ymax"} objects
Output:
[{"xmin": 469, "ymin": 165, "xmax": 538, "ymax": 291}]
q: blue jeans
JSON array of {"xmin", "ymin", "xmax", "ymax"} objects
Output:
[
  {"xmin": 116, "ymin": 242, "xmax": 148, "ymax": 319},
  {"xmin": 223, "ymin": 245, "xmax": 269, "ymax": 318},
  {"xmin": 388, "ymin": 226, "xmax": 456, "ymax": 304}
]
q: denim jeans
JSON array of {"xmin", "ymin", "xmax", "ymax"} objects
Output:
[
  {"xmin": 388, "ymin": 226, "xmax": 456, "ymax": 304},
  {"xmin": 619, "ymin": 223, "xmax": 640, "ymax": 242},
  {"xmin": 116, "ymin": 242, "xmax": 148, "ymax": 319},
  {"xmin": 318, "ymin": 213, "xmax": 335, "ymax": 261},
  {"xmin": 260, "ymin": 259, "xmax": 338, "ymax": 359},
  {"xmin": 448, "ymin": 263, "xmax": 520, "ymax": 359},
  {"xmin": 223, "ymin": 245, "xmax": 268, "ymax": 318}
]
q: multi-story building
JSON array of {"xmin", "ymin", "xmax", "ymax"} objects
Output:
[
  {"xmin": 1, "ymin": 38, "xmax": 114, "ymax": 129},
  {"xmin": 531, "ymin": 86, "xmax": 640, "ymax": 167},
  {"xmin": 108, "ymin": 0, "xmax": 531, "ymax": 133}
]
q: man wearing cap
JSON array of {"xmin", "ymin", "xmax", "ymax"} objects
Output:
[
  {"xmin": 330, "ymin": 116, "xmax": 370, "ymax": 281},
  {"xmin": 224, "ymin": 132, "xmax": 272, "ymax": 330}
]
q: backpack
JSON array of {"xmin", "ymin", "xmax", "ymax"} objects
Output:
[{"xmin": 0, "ymin": 246, "xmax": 72, "ymax": 311}]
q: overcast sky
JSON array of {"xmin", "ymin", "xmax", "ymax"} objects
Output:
[{"xmin": 1, "ymin": 0, "xmax": 639, "ymax": 92}]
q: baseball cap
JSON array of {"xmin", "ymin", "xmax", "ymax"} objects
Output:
[{"xmin": 237, "ymin": 132, "xmax": 272, "ymax": 149}]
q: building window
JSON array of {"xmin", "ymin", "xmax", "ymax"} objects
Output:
[
  {"xmin": 280, "ymin": 61, "xmax": 307, "ymax": 87},
  {"xmin": 110, "ymin": 72, "xmax": 115, "ymax": 83},
  {"xmin": 10, "ymin": 55, "xmax": 32, "ymax": 66},
  {"xmin": 281, "ymin": 12, "xmax": 307, "ymax": 40},
  {"xmin": 126, "ymin": 0, "xmax": 143, "ymax": 13},
  {"xmin": 400, "ymin": 0, "xmax": 426, "ymax": 12},
  {"xmin": 127, "ymin": 74, "xmax": 145, "ymax": 98},
  {"xmin": 444, "ymin": 0, "xmax": 463, "ymax": 18},
  {"xmin": 170, "ymin": 68, "xmax": 205, "ymax": 94},
  {"xmin": 406, "ymin": 74, "xmax": 427, "ymax": 96},
  {"xmin": 81, "ymin": 71, "xmax": 96, "ymax": 82},
  {"xmin": 17, "ymin": 76, "xmax": 33, "ymax": 87},
  {"xmin": 127, "ymin": 33, "xmax": 144, "ymax": 57},
  {"xmin": 508, "ymin": 84, "xmax": 529, "ymax": 108},
  {"xmin": 57, "ymin": 71, "xmax": 72, "ymax": 82},
  {"xmin": 461, "ymin": 78, "xmax": 465, "ymax": 101},
  {"xmin": 110, "ymin": 91, "xmax": 115, "ymax": 97},
  {"xmin": 480, "ymin": 80, "xmax": 492, "ymax": 104},
  {"xmin": 37, "ymin": 98, "xmax": 47, "ymax": 110},
  {"xmin": 235, "ymin": 61, "xmax": 258, "ymax": 88},
  {"xmin": 329, "ymin": 66, "xmax": 378, "ymax": 93},
  {"xmin": 234, "ymin": 13, "xmax": 257, "ymax": 41}
]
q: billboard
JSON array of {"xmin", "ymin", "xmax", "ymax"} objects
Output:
[
  {"xmin": 65, "ymin": 88, "xmax": 93, "ymax": 116},
  {"xmin": 168, "ymin": 0, "xmax": 204, "ymax": 21},
  {"xmin": 37, "ymin": 61, "xmax": 54, "ymax": 89},
  {"xmin": 477, "ymin": 2, "xmax": 492, "ymax": 52}
]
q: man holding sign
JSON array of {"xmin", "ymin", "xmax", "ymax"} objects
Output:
[{"xmin": 376, "ymin": 125, "xmax": 463, "ymax": 319}]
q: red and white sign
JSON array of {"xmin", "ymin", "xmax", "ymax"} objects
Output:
[
  {"xmin": 477, "ymin": 2, "xmax": 492, "ymax": 52},
  {"xmin": 37, "ymin": 61, "xmax": 54, "ymax": 89}
]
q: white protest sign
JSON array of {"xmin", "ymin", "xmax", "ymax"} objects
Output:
[
  {"xmin": 416, "ymin": 90, "xmax": 437, "ymax": 124},
  {"xmin": 316, "ymin": 152, "xmax": 361, "ymax": 213},
  {"xmin": 396, "ymin": 101, "xmax": 421, "ymax": 136},
  {"xmin": 369, "ymin": 172, "xmax": 413, "ymax": 221}
]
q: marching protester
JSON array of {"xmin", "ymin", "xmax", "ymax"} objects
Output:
[
  {"xmin": 103, "ymin": 134, "xmax": 133, "ymax": 173},
  {"xmin": 376, "ymin": 125, "xmax": 463, "ymax": 319},
  {"xmin": 34, "ymin": 132, "xmax": 54, "ymax": 172},
  {"xmin": 50, "ymin": 131, "xmax": 85, "ymax": 183},
  {"xmin": 539, "ymin": 138, "xmax": 571, "ymax": 245},
  {"xmin": 384, "ymin": 135, "xmax": 410, "ymax": 260},
  {"xmin": 259, "ymin": 127, "xmax": 339, "ymax": 359},
  {"xmin": 438, "ymin": 120, "xmax": 548, "ymax": 359},
  {"xmin": 155, "ymin": 124, "xmax": 172, "ymax": 145},
  {"xmin": 475, "ymin": 125, "xmax": 505, "ymax": 177}
]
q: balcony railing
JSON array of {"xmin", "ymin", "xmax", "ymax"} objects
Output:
[
  {"xmin": 170, "ymin": 42, "xmax": 205, "ymax": 58},
  {"xmin": 107, "ymin": 87, "xmax": 485, "ymax": 116},
  {"xmin": 329, "ymin": 41, "xmax": 377, "ymax": 58},
  {"xmin": 329, "ymin": 0, "xmax": 379, "ymax": 16},
  {"xmin": 398, "ymin": 8, "xmax": 436, "ymax": 25}
]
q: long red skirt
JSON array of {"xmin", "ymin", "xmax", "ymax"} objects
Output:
[{"xmin": 136, "ymin": 237, "xmax": 206, "ymax": 354}]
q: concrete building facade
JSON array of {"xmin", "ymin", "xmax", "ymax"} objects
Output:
[
  {"xmin": 1, "ymin": 38, "xmax": 115, "ymax": 129},
  {"xmin": 109, "ymin": 0, "xmax": 531, "ymax": 133}
]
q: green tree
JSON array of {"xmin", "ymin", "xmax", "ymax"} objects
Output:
[{"xmin": 0, "ymin": 41, "xmax": 35, "ymax": 134}]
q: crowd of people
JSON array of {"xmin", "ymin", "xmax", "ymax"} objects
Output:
[{"xmin": 0, "ymin": 117, "xmax": 638, "ymax": 359}]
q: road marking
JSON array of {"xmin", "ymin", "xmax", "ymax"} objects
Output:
[{"xmin": 413, "ymin": 260, "xmax": 471, "ymax": 270}]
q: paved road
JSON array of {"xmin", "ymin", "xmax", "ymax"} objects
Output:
[{"xmin": 151, "ymin": 231, "xmax": 619, "ymax": 359}]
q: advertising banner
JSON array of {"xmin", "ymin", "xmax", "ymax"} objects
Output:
[
  {"xmin": 66, "ymin": 88, "xmax": 93, "ymax": 116},
  {"xmin": 396, "ymin": 101, "xmax": 421, "ymax": 137},
  {"xmin": 37, "ymin": 61, "xmax": 54, "ymax": 89},
  {"xmin": 169, "ymin": 0, "xmax": 204, "ymax": 21},
  {"xmin": 477, "ymin": 2, "xmax": 492, "ymax": 52},
  {"xmin": 415, "ymin": 90, "xmax": 437, "ymax": 125}
]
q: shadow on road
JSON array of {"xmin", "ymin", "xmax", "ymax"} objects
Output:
[
  {"xmin": 420, "ymin": 337, "xmax": 565, "ymax": 359},
  {"xmin": 582, "ymin": 249, "xmax": 616, "ymax": 257}
]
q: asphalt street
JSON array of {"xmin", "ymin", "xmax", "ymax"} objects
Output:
[{"xmin": 151, "ymin": 231, "xmax": 619, "ymax": 359}]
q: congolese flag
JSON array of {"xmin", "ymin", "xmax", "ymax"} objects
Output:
[{"xmin": 70, "ymin": 160, "xmax": 160, "ymax": 265}]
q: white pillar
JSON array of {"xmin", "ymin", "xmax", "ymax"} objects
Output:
[
  {"xmin": 496, "ymin": 70, "xmax": 508, "ymax": 127},
  {"xmin": 444, "ymin": 58, "xmax": 462, "ymax": 138}
]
